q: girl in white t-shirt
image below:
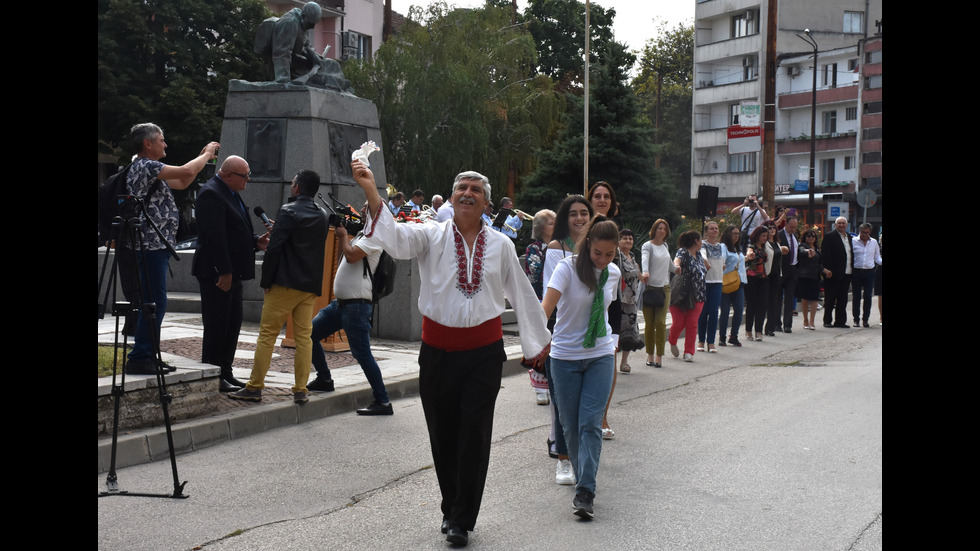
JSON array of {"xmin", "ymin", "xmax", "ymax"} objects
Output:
[{"xmin": 540, "ymin": 217, "xmax": 621, "ymax": 521}]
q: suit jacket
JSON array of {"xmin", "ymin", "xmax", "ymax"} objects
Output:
[
  {"xmin": 191, "ymin": 176, "xmax": 259, "ymax": 281},
  {"xmin": 821, "ymin": 230, "xmax": 854, "ymax": 281},
  {"xmin": 778, "ymin": 228, "xmax": 799, "ymax": 273}
]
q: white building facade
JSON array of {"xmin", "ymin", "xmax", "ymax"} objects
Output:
[{"xmin": 692, "ymin": 0, "xmax": 882, "ymax": 230}]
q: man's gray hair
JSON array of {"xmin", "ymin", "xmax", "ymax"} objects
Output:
[
  {"xmin": 453, "ymin": 171, "xmax": 491, "ymax": 202},
  {"xmin": 859, "ymin": 222, "xmax": 873, "ymax": 231},
  {"xmin": 130, "ymin": 123, "xmax": 163, "ymax": 154}
]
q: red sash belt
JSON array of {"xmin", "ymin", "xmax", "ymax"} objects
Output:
[{"xmin": 422, "ymin": 316, "xmax": 502, "ymax": 352}]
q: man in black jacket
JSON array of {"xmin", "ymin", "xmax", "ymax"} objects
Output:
[
  {"xmin": 777, "ymin": 217, "xmax": 800, "ymax": 332},
  {"xmin": 230, "ymin": 170, "xmax": 329, "ymax": 404},
  {"xmin": 192, "ymin": 155, "xmax": 268, "ymax": 392},
  {"xmin": 821, "ymin": 216, "xmax": 854, "ymax": 328}
]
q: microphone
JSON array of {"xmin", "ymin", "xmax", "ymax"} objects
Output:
[{"xmin": 253, "ymin": 206, "xmax": 273, "ymax": 232}]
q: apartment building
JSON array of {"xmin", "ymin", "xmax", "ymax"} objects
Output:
[{"xmin": 692, "ymin": 0, "xmax": 881, "ymax": 230}]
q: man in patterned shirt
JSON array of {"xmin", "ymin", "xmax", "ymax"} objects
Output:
[{"xmin": 120, "ymin": 123, "xmax": 219, "ymax": 375}]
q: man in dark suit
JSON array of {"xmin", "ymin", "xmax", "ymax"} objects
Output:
[
  {"xmin": 192, "ymin": 155, "xmax": 269, "ymax": 391},
  {"xmin": 777, "ymin": 216, "xmax": 800, "ymax": 332},
  {"xmin": 821, "ymin": 216, "xmax": 854, "ymax": 328}
]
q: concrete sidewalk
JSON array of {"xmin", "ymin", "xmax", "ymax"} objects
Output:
[{"xmin": 97, "ymin": 312, "xmax": 529, "ymax": 473}]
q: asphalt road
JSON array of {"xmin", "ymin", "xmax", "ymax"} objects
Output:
[{"xmin": 97, "ymin": 325, "xmax": 882, "ymax": 551}]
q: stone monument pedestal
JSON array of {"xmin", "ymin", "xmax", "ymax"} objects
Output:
[{"xmin": 217, "ymin": 80, "xmax": 422, "ymax": 341}]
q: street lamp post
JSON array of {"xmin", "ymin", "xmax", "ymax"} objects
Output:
[{"xmin": 796, "ymin": 29, "xmax": 818, "ymax": 227}]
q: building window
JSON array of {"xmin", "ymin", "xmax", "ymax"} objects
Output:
[
  {"xmin": 343, "ymin": 31, "xmax": 372, "ymax": 61},
  {"xmin": 863, "ymin": 127, "xmax": 882, "ymax": 140},
  {"xmin": 742, "ymin": 56, "xmax": 758, "ymax": 81},
  {"xmin": 822, "ymin": 110, "xmax": 837, "ymax": 134},
  {"xmin": 863, "ymin": 151, "xmax": 882, "ymax": 163},
  {"xmin": 844, "ymin": 156, "xmax": 855, "ymax": 170},
  {"xmin": 729, "ymin": 152, "xmax": 757, "ymax": 173},
  {"xmin": 730, "ymin": 104, "xmax": 740, "ymax": 125},
  {"xmin": 864, "ymin": 100, "xmax": 882, "ymax": 114},
  {"xmin": 843, "ymin": 11, "xmax": 864, "ymax": 34},
  {"xmin": 731, "ymin": 10, "xmax": 759, "ymax": 38},
  {"xmin": 821, "ymin": 63, "xmax": 838, "ymax": 87},
  {"xmin": 820, "ymin": 158, "xmax": 836, "ymax": 182},
  {"xmin": 847, "ymin": 59, "xmax": 858, "ymax": 71},
  {"xmin": 864, "ymin": 74, "xmax": 882, "ymax": 89},
  {"xmin": 865, "ymin": 50, "xmax": 882, "ymax": 64},
  {"xmin": 845, "ymin": 107, "xmax": 857, "ymax": 120}
]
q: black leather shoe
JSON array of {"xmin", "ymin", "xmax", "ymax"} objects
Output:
[
  {"xmin": 219, "ymin": 378, "xmax": 242, "ymax": 392},
  {"xmin": 783, "ymin": 328, "xmax": 792, "ymax": 333},
  {"xmin": 863, "ymin": 320, "xmax": 870, "ymax": 328},
  {"xmin": 307, "ymin": 377, "xmax": 335, "ymax": 392},
  {"xmin": 222, "ymin": 374, "xmax": 248, "ymax": 388},
  {"xmin": 441, "ymin": 520, "xmax": 450, "ymax": 534},
  {"xmin": 823, "ymin": 323, "xmax": 835, "ymax": 328},
  {"xmin": 356, "ymin": 400, "xmax": 394, "ymax": 416},
  {"xmin": 834, "ymin": 323, "xmax": 851, "ymax": 328},
  {"xmin": 157, "ymin": 359, "xmax": 177, "ymax": 372},
  {"xmin": 446, "ymin": 525, "xmax": 468, "ymax": 546},
  {"xmin": 765, "ymin": 330, "xmax": 776, "ymax": 337},
  {"xmin": 124, "ymin": 359, "xmax": 159, "ymax": 375}
]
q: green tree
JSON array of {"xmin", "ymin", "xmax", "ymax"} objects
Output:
[
  {"xmin": 98, "ymin": 0, "xmax": 269, "ymax": 164},
  {"xmin": 633, "ymin": 20, "xmax": 694, "ymax": 212},
  {"xmin": 518, "ymin": 41, "xmax": 675, "ymax": 235},
  {"xmin": 522, "ymin": 0, "xmax": 618, "ymax": 91},
  {"xmin": 343, "ymin": 3, "xmax": 563, "ymax": 197}
]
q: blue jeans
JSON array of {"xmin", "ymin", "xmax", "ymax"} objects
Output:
[
  {"xmin": 129, "ymin": 248, "xmax": 170, "ymax": 362},
  {"xmin": 549, "ymin": 355, "xmax": 615, "ymax": 495},
  {"xmin": 718, "ymin": 287, "xmax": 744, "ymax": 339},
  {"xmin": 311, "ymin": 300, "xmax": 389, "ymax": 404},
  {"xmin": 697, "ymin": 282, "xmax": 722, "ymax": 344}
]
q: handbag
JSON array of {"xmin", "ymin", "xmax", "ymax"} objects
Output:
[
  {"xmin": 669, "ymin": 271, "xmax": 696, "ymax": 310},
  {"xmin": 722, "ymin": 270, "xmax": 740, "ymax": 294},
  {"xmin": 642, "ymin": 286, "xmax": 665, "ymax": 308}
]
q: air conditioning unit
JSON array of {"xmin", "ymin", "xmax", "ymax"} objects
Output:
[
  {"xmin": 789, "ymin": 66, "xmax": 802, "ymax": 77},
  {"xmin": 343, "ymin": 31, "xmax": 359, "ymax": 49}
]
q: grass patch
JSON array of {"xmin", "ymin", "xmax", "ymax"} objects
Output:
[{"xmin": 98, "ymin": 345, "xmax": 126, "ymax": 377}]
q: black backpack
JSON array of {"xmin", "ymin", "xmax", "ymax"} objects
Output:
[
  {"xmin": 97, "ymin": 163, "xmax": 162, "ymax": 246},
  {"xmin": 363, "ymin": 250, "xmax": 396, "ymax": 304}
]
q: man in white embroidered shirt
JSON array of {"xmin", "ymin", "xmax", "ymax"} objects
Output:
[{"xmin": 351, "ymin": 159, "xmax": 550, "ymax": 547}]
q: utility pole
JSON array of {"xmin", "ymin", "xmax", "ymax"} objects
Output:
[
  {"xmin": 762, "ymin": 0, "xmax": 778, "ymax": 208},
  {"xmin": 583, "ymin": 0, "xmax": 590, "ymax": 195}
]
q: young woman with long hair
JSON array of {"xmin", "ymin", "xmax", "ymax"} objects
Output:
[
  {"xmin": 541, "ymin": 217, "xmax": 622, "ymax": 520},
  {"xmin": 542, "ymin": 196, "xmax": 594, "ymax": 485}
]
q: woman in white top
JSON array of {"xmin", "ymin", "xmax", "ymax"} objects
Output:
[
  {"xmin": 541, "ymin": 217, "xmax": 621, "ymax": 521},
  {"xmin": 640, "ymin": 219, "xmax": 671, "ymax": 367},
  {"xmin": 697, "ymin": 220, "xmax": 724, "ymax": 353},
  {"xmin": 542, "ymin": 195, "xmax": 593, "ymax": 483}
]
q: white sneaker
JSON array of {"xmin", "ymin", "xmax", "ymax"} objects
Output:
[
  {"xmin": 536, "ymin": 391, "xmax": 550, "ymax": 405},
  {"xmin": 683, "ymin": 353, "xmax": 694, "ymax": 362},
  {"xmin": 555, "ymin": 459, "xmax": 575, "ymax": 485}
]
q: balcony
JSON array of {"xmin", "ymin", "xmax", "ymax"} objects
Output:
[{"xmin": 777, "ymin": 132, "xmax": 856, "ymax": 155}]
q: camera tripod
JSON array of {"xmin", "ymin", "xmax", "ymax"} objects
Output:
[{"xmin": 98, "ymin": 195, "xmax": 188, "ymax": 499}]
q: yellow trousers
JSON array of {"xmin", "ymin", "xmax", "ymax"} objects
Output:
[{"xmin": 246, "ymin": 285, "xmax": 316, "ymax": 393}]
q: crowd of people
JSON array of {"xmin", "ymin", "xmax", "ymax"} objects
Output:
[{"xmin": 110, "ymin": 122, "xmax": 880, "ymax": 546}]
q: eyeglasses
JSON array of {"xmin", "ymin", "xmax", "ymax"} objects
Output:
[{"xmin": 231, "ymin": 171, "xmax": 251, "ymax": 179}]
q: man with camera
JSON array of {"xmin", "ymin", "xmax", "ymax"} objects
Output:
[
  {"xmin": 732, "ymin": 194, "xmax": 769, "ymax": 252},
  {"xmin": 306, "ymin": 205, "xmax": 393, "ymax": 416},
  {"xmin": 229, "ymin": 170, "xmax": 329, "ymax": 404},
  {"xmin": 120, "ymin": 123, "xmax": 219, "ymax": 376}
]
